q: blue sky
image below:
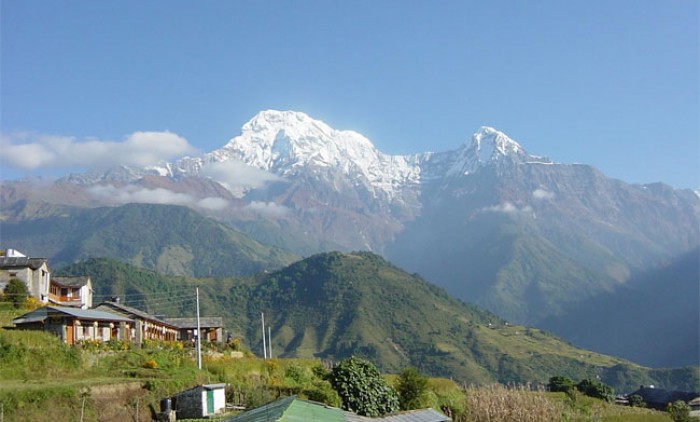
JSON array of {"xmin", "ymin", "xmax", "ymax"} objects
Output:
[{"xmin": 1, "ymin": 0, "xmax": 698, "ymax": 188}]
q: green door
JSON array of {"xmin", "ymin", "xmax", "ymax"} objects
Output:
[{"xmin": 207, "ymin": 389, "xmax": 214, "ymax": 415}]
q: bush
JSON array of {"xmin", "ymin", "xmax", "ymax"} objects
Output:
[
  {"xmin": 3, "ymin": 278, "xmax": 28, "ymax": 309},
  {"xmin": 395, "ymin": 367, "xmax": 429, "ymax": 410},
  {"xmin": 576, "ymin": 378, "xmax": 614, "ymax": 402},
  {"xmin": 548, "ymin": 376, "xmax": 575, "ymax": 393},
  {"xmin": 629, "ymin": 394, "xmax": 646, "ymax": 408},
  {"xmin": 667, "ymin": 400, "xmax": 691, "ymax": 422},
  {"xmin": 329, "ymin": 356, "xmax": 399, "ymax": 417}
]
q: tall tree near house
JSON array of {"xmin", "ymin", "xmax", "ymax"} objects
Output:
[{"xmin": 3, "ymin": 278, "xmax": 29, "ymax": 308}]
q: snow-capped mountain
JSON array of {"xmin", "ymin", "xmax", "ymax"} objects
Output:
[
  {"xmin": 2, "ymin": 109, "xmax": 698, "ymax": 337},
  {"xmin": 152, "ymin": 110, "xmax": 550, "ymax": 204}
]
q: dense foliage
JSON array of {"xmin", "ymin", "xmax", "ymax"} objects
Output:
[
  {"xmin": 548, "ymin": 376, "xmax": 576, "ymax": 393},
  {"xmin": 576, "ymin": 378, "xmax": 615, "ymax": 402},
  {"xmin": 0, "ymin": 327, "xmax": 682, "ymax": 422},
  {"xmin": 56, "ymin": 254, "xmax": 700, "ymax": 393},
  {"xmin": 395, "ymin": 367, "xmax": 430, "ymax": 410},
  {"xmin": 2, "ymin": 278, "xmax": 28, "ymax": 308},
  {"xmin": 329, "ymin": 356, "xmax": 399, "ymax": 417}
]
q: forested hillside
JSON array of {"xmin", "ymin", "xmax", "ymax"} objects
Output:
[{"xmin": 58, "ymin": 253, "xmax": 700, "ymax": 393}]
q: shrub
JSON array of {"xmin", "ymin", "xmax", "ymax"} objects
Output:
[
  {"xmin": 629, "ymin": 394, "xmax": 646, "ymax": 408},
  {"xmin": 548, "ymin": 375, "xmax": 575, "ymax": 393},
  {"xmin": 329, "ymin": 356, "xmax": 399, "ymax": 417},
  {"xmin": 3, "ymin": 278, "xmax": 28, "ymax": 309},
  {"xmin": 576, "ymin": 378, "xmax": 614, "ymax": 402},
  {"xmin": 667, "ymin": 400, "xmax": 691, "ymax": 422},
  {"xmin": 143, "ymin": 359, "xmax": 158, "ymax": 369},
  {"xmin": 395, "ymin": 367, "xmax": 429, "ymax": 410}
]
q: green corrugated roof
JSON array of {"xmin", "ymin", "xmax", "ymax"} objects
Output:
[
  {"xmin": 281, "ymin": 399, "xmax": 345, "ymax": 422},
  {"xmin": 224, "ymin": 396, "xmax": 345, "ymax": 422},
  {"xmin": 224, "ymin": 396, "xmax": 450, "ymax": 422}
]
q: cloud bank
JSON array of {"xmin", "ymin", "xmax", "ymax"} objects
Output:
[
  {"xmin": 87, "ymin": 185, "xmax": 229, "ymax": 211},
  {"xmin": 532, "ymin": 188, "xmax": 555, "ymax": 200},
  {"xmin": 200, "ymin": 160, "xmax": 283, "ymax": 190},
  {"xmin": 482, "ymin": 201, "xmax": 533, "ymax": 215},
  {"xmin": 245, "ymin": 201, "xmax": 290, "ymax": 218},
  {"xmin": 1, "ymin": 131, "xmax": 196, "ymax": 171}
]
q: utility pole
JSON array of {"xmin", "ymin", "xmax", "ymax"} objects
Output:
[
  {"xmin": 268, "ymin": 325, "xmax": 272, "ymax": 359},
  {"xmin": 261, "ymin": 312, "xmax": 267, "ymax": 359},
  {"xmin": 196, "ymin": 287, "xmax": 202, "ymax": 370}
]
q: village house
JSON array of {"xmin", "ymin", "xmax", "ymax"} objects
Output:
[
  {"xmin": 49, "ymin": 276, "xmax": 93, "ymax": 309},
  {"xmin": 163, "ymin": 316, "xmax": 225, "ymax": 343},
  {"xmin": 11, "ymin": 305, "xmax": 133, "ymax": 345},
  {"xmin": 0, "ymin": 249, "xmax": 51, "ymax": 304},
  {"xmin": 94, "ymin": 300, "xmax": 178, "ymax": 344},
  {"xmin": 628, "ymin": 385, "xmax": 700, "ymax": 414}
]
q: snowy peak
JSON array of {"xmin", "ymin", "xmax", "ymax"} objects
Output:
[
  {"xmin": 443, "ymin": 126, "xmax": 550, "ymax": 177},
  {"xmin": 204, "ymin": 110, "xmax": 420, "ymax": 200},
  {"xmin": 470, "ymin": 126, "xmax": 524, "ymax": 160},
  {"xmin": 214, "ymin": 110, "xmax": 378, "ymax": 172},
  {"xmin": 158, "ymin": 110, "xmax": 551, "ymax": 201}
]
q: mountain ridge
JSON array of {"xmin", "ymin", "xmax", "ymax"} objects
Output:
[
  {"xmin": 56, "ymin": 252, "xmax": 700, "ymax": 393},
  {"xmin": 1, "ymin": 110, "xmax": 698, "ymax": 367}
]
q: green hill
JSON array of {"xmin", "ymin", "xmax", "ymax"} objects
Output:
[
  {"xmin": 2, "ymin": 203, "xmax": 299, "ymax": 277},
  {"xmin": 58, "ymin": 254, "xmax": 699, "ymax": 393}
]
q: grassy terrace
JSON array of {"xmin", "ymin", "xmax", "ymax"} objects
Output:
[{"xmin": 0, "ymin": 319, "xmax": 679, "ymax": 422}]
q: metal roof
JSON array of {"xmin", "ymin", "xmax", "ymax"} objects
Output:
[
  {"xmin": 343, "ymin": 409, "xmax": 450, "ymax": 422},
  {"xmin": 224, "ymin": 396, "xmax": 346, "ymax": 422},
  {"xmin": 12, "ymin": 306, "xmax": 133, "ymax": 325},
  {"xmin": 223, "ymin": 397, "xmax": 450, "ymax": 422},
  {"xmin": 94, "ymin": 301, "xmax": 177, "ymax": 328},
  {"xmin": 0, "ymin": 257, "xmax": 48, "ymax": 270},
  {"xmin": 51, "ymin": 276, "xmax": 91, "ymax": 288},
  {"xmin": 163, "ymin": 317, "xmax": 224, "ymax": 329}
]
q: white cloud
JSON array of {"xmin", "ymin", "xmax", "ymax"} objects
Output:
[
  {"xmin": 482, "ymin": 202, "xmax": 533, "ymax": 215},
  {"xmin": 245, "ymin": 201, "xmax": 290, "ymax": 218},
  {"xmin": 532, "ymin": 188, "xmax": 555, "ymax": 200},
  {"xmin": 200, "ymin": 160, "xmax": 283, "ymax": 190},
  {"xmin": 87, "ymin": 185, "xmax": 229, "ymax": 211},
  {"xmin": 196, "ymin": 197, "xmax": 230, "ymax": 211},
  {"xmin": 0, "ymin": 131, "xmax": 195, "ymax": 171}
]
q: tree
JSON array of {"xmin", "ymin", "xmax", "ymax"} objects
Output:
[
  {"xmin": 548, "ymin": 376, "xmax": 575, "ymax": 393},
  {"xmin": 667, "ymin": 400, "xmax": 691, "ymax": 422},
  {"xmin": 395, "ymin": 367, "xmax": 429, "ymax": 410},
  {"xmin": 628, "ymin": 394, "xmax": 645, "ymax": 408},
  {"xmin": 576, "ymin": 378, "xmax": 614, "ymax": 402},
  {"xmin": 3, "ymin": 278, "xmax": 29, "ymax": 308},
  {"xmin": 329, "ymin": 356, "xmax": 399, "ymax": 417}
]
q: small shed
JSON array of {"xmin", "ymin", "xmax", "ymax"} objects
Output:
[{"xmin": 172, "ymin": 383, "xmax": 227, "ymax": 419}]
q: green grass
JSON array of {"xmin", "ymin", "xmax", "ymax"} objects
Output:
[{"xmin": 0, "ymin": 327, "xmax": 682, "ymax": 422}]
